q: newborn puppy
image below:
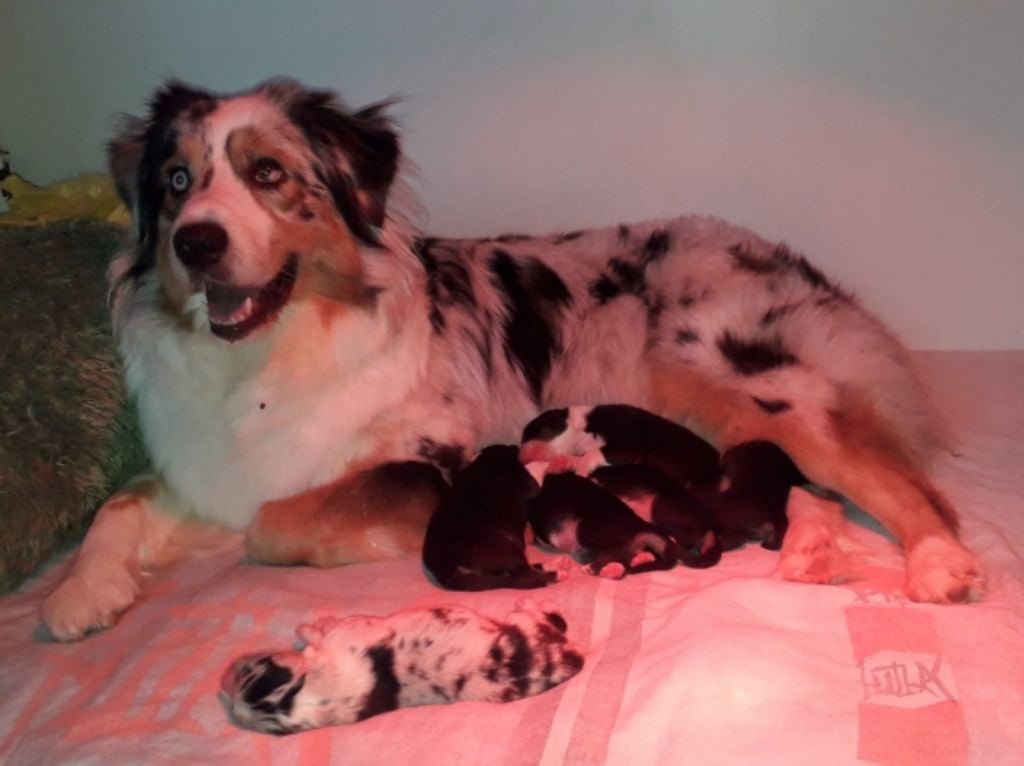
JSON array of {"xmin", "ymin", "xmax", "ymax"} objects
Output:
[
  {"xmin": 528, "ymin": 469, "xmax": 679, "ymax": 579},
  {"xmin": 423, "ymin": 444, "xmax": 564, "ymax": 591},
  {"xmin": 221, "ymin": 598, "xmax": 585, "ymax": 734},
  {"xmin": 520, "ymin": 404, "xmax": 720, "ymax": 493},
  {"xmin": 589, "ymin": 463, "xmax": 722, "ymax": 568},
  {"xmin": 714, "ymin": 440, "xmax": 807, "ymax": 550}
]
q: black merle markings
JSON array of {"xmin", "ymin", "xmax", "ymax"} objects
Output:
[
  {"xmin": 588, "ymin": 233, "xmax": 667, "ymax": 306},
  {"xmin": 552, "ymin": 230, "xmax": 583, "ymax": 244},
  {"xmin": 415, "ymin": 238, "xmax": 478, "ymax": 335},
  {"xmin": 753, "ymin": 397, "xmax": 793, "ymax": 414},
  {"xmin": 676, "ymin": 329, "xmax": 699, "ymax": 345},
  {"xmin": 357, "ymin": 644, "xmax": 401, "ymax": 721},
  {"xmin": 728, "ymin": 242, "xmax": 778, "ymax": 274},
  {"xmin": 760, "ymin": 303, "xmax": 797, "ymax": 327},
  {"xmin": 493, "ymin": 233, "xmax": 531, "ymax": 243},
  {"xmin": 588, "ymin": 273, "xmax": 621, "ymax": 303},
  {"xmin": 287, "ymin": 89, "xmax": 400, "ymax": 246},
  {"xmin": 717, "ymin": 331, "xmax": 799, "ymax": 376},
  {"xmin": 489, "ymin": 250, "xmax": 573, "ymax": 403},
  {"xmin": 644, "ymin": 291, "xmax": 667, "ymax": 345},
  {"xmin": 641, "ymin": 228, "xmax": 672, "ymax": 264},
  {"xmin": 108, "ymin": 81, "xmax": 217, "ymax": 286},
  {"xmin": 543, "ymin": 611, "xmax": 568, "ymax": 633},
  {"xmin": 487, "ymin": 625, "xmax": 534, "ymax": 699},
  {"xmin": 729, "ymin": 242, "xmax": 847, "ymax": 297},
  {"xmin": 617, "ymin": 224, "xmax": 631, "ymax": 243}
]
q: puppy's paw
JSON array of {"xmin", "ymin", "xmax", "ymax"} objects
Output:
[
  {"xmin": 40, "ymin": 564, "xmax": 141, "ymax": 642},
  {"xmin": 629, "ymin": 550, "xmax": 656, "ymax": 568},
  {"xmin": 905, "ymin": 535, "xmax": 986, "ymax": 604},
  {"xmin": 586, "ymin": 561, "xmax": 626, "ymax": 579}
]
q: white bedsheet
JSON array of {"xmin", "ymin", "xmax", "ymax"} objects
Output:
[{"xmin": 2, "ymin": 351, "xmax": 1022, "ymax": 765}]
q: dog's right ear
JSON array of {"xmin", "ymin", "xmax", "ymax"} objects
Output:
[{"xmin": 107, "ymin": 115, "xmax": 147, "ymax": 225}]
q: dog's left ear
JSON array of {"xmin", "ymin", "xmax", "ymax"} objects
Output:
[
  {"xmin": 107, "ymin": 115, "xmax": 148, "ymax": 229},
  {"xmin": 287, "ymin": 88, "xmax": 400, "ymax": 246}
]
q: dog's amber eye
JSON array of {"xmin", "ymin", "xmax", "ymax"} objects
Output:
[
  {"xmin": 251, "ymin": 157, "xmax": 285, "ymax": 187},
  {"xmin": 168, "ymin": 167, "xmax": 191, "ymax": 195}
]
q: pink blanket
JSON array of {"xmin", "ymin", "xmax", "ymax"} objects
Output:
[{"xmin": 2, "ymin": 351, "xmax": 1022, "ymax": 765}]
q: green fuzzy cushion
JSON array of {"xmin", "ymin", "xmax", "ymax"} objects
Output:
[{"xmin": 0, "ymin": 221, "xmax": 148, "ymax": 593}]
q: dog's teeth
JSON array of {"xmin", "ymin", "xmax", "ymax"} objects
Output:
[{"xmin": 229, "ymin": 297, "xmax": 255, "ymax": 323}]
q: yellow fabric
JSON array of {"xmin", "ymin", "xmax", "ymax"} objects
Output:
[{"xmin": 0, "ymin": 173, "xmax": 130, "ymax": 227}]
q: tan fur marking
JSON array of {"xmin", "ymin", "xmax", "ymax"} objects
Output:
[
  {"xmin": 246, "ymin": 464, "xmax": 442, "ymax": 567},
  {"xmin": 645, "ymin": 359, "xmax": 958, "ymax": 548}
]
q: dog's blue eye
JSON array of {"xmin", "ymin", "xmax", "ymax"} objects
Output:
[
  {"xmin": 169, "ymin": 168, "xmax": 191, "ymax": 195},
  {"xmin": 252, "ymin": 158, "xmax": 284, "ymax": 187}
]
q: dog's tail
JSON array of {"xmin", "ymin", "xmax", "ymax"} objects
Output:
[{"xmin": 440, "ymin": 565, "xmax": 560, "ymax": 592}]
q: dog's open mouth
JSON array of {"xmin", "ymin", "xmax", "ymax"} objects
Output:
[{"xmin": 205, "ymin": 255, "xmax": 299, "ymax": 341}]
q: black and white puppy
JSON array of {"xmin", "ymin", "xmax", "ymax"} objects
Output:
[
  {"xmin": 527, "ymin": 469, "xmax": 679, "ymax": 579},
  {"xmin": 520, "ymin": 404, "xmax": 721, "ymax": 493},
  {"xmin": 221, "ymin": 598, "xmax": 584, "ymax": 734},
  {"xmin": 714, "ymin": 440, "xmax": 807, "ymax": 551},
  {"xmin": 422, "ymin": 445, "xmax": 565, "ymax": 591}
]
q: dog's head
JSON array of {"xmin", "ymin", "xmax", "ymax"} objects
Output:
[{"xmin": 110, "ymin": 79, "xmax": 400, "ymax": 341}]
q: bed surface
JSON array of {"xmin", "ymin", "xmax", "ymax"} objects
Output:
[{"xmin": 1, "ymin": 351, "xmax": 1022, "ymax": 765}]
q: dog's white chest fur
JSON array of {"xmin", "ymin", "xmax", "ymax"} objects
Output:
[{"xmin": 119, "ymin": 294, "xmax": 424, "ymax": 529}]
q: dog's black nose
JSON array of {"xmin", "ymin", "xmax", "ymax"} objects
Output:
[{"xmin": 173, "ymin": 222, "xmax": 229, "ymax": 270}]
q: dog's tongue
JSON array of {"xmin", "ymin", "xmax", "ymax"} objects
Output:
[{"xmin": 205, "ymin": 281, "xmax": 259, "ymax": 325}]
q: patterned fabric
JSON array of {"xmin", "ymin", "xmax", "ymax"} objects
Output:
[{"xmin": 1, "ymin": 352, "xmax": 1022, "ymax": 765}]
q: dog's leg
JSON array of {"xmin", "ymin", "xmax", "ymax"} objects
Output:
[
  {"xmin": 648, "ymin": 365, "xmax": 985, "ymax": 603},
  {"xmin": 246, "ymin": 461, "xmax": 448, "ymax": 567},
  {"xmin": 768, "ymin": 417, "xmax": 984, "ymax": 603},
  {"xmin": 40, "ymin": 475, "xmax": 215, "ymax": 641},
  {"xmin": 777, "ymin": 488, "xmax": 862, "ymax": 584}
]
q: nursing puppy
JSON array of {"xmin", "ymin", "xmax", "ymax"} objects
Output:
[
  {"xmin": 521, "ymin": 404, "xmax": 721, "ymax": 494},
  {"xmin": 422, "ymin": 445, "xmax": 564, "ymax": 591},
  {"xmin": 528, "ymin": 470, "xmax": 679, "ymax": 578},
  {"xmin": 714, "ymin": 440, "xmax": 807, "ymax": 551},
  {"xmin": 42, "ymin": 78, "xmax": 982, "ymax": 640},
  {"xmin": 589, "ymin": 463, "xmax": 722, "ymax": 568}
]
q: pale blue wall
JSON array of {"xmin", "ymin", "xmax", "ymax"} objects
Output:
[{"xmin": 2, "ymin": 1, "xmax": 1022, "ymax": 349}]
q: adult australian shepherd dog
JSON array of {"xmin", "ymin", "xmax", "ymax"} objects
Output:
[{"xmin": 41, "ymin": 79, "xmax": 984, "ymax": 640}]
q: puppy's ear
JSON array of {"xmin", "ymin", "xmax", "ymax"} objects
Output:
[{"xmin": 286, "ymin": 86, "xmax": 401, "ymax": 246}]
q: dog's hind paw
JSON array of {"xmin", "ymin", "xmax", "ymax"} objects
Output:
[
  {"xmin": 40, "ymin": 565, "xmax": 141, "ymax": 642},
  {"xmin": 905, "ymin": 535, "xmax": 986, "ymax": 604}
]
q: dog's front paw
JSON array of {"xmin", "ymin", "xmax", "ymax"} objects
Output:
[
  {"xmin": 40, "ymin": 564, "xmax": 141, "ymax": 642},
  {"xmin": 776, "ymin": 488, "xmax": 861, "ymax": 585},
  {"xmin": 905, "ymin": 535, "xmax": 986, "ymax": 604}
]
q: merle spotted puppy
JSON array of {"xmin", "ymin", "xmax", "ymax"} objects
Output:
[
  {"xmin": 520, "ymin": 404, "xmax": 721, "ymax": 495},
  {"xmin": 714, "ymin": 440, "xmax": 807, "ymax": 550},
  {"xmin": 589, "ymin": 463, "xmax": 722, "ymax": 568},
  {"xmin": 220, "ymin": 598, "xmax": 585, "ymax": 734},
  {"xmin": 423, "ymin": 444, "xmax": 566, "ymax": 591},
  {"xmin": 528, "ymin": 469, "xmax": 679, "ymax": 579}
]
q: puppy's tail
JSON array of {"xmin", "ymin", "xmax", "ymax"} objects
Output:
[{"xmin": 441, "ymin": 565, "xmax": 560, "ymax": 592}]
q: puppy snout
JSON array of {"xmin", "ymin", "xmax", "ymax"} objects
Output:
[{"xmin": 173, "ymin": 221, "xmax": 229, "ymax": 271}]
